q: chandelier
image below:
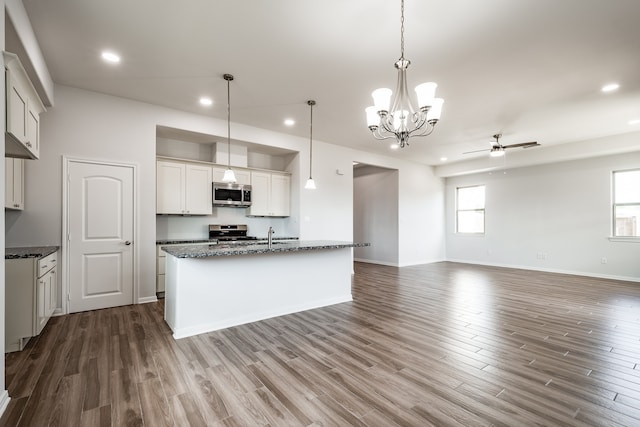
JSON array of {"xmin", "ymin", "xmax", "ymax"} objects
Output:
[{"xmin": 365, "ymin": 0, "xmax": 444, "ymax": 148}]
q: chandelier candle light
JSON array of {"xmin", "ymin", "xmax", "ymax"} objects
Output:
[
  {"xmin": 305, "ymin": 100, "xmax": 317, "ymax": 190},
  {"xmin": 221, "ymin": 73, "xmax": 237, "ymax": 183},
  {"xmin": 365, "ymin": 0, "xmax": 444, "ymax": 148}
]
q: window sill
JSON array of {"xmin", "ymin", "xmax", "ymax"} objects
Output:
[{"xmin": 608, "ymin": 236, "xmax": 640, "ymax": 243}]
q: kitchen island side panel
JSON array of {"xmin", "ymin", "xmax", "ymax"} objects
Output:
[{"xmin": 164, "ymin": 247, "xmax": 353, "ymax": 338}]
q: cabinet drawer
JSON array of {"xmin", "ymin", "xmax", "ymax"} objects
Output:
[{"xmin": 38, "ymin": 252, "xmax": 57, "ymax": 277}]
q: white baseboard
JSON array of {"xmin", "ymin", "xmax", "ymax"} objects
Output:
[
  {"xmin": 354, "ymin": 258, "xmax": 447, "ymax": 268},
  {"xmin": 354, "ymin": 258, "xmax": 399, "ymax": 267},
  {"xmin": 445, "ymin": 258, "xmax": 640, "ymax": 283},
  {"xmin": 0, "ymin": 390, "xmax": 10, "ymax": 419},
  {"xmin": 138, "ymin": 296, "xmax": 158, "ymax": 304}
]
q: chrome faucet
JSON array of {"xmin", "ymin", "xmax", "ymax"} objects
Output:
[{"xmin": 268, "ymin": 226, "xmax": 274, "ymax": 248}]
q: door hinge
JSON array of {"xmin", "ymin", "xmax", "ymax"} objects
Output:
[{"xmin": 67, "ymin": 293, "xmax": 70, "ymax": 302}]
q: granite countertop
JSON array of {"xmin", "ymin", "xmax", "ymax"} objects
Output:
[
  {"xmin": 6, "ymin": 246, "xmax": 60, "ymax": 260},
  {"xmin": 156, "ymin": 237, "xmax": 299, "ymax": 245},
  {"xmin": 161, "ymin": 240, "xmax": 369, "ymax": 258}
]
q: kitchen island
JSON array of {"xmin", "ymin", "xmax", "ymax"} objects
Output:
[{"xmin": 162, "ymin": 240, "xmax": 368, "ymax": 339}]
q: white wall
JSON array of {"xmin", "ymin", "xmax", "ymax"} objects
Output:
[
  {"xmin": 348, "ymin": 150, "xmax": 446, "ymax": 266},
  {"xmin": 353, "ymin": 166, "xmax": 399, "ymax": 265},
  {"xmin": 445, "ymin": 152, "xmax": 640, "ymax": 281}
]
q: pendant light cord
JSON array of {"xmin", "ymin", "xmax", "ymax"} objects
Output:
[
  {"xmin": 307, "ymin": 100, "xmax": 316, "ymax": 179},
  {"xmin": 224, "ymin": 74, "xmax": 234, "ymax": 169},
  {"xmin": 400, "ymin": 0, "xmax": 405, "ymax": 60}
]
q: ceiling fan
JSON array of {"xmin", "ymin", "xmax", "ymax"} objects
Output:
[{"xmin": 464, "ymin": 134, "xmax": 540, "ymax": 157}]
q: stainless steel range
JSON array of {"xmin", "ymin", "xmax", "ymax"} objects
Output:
[{"xmin": 209, "ymin": 224, "xmax": 258, "ymax": 242}]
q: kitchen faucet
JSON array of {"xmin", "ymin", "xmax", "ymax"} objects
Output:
[{"xmin": 268, "ymin": 226, "xmax": 274, "ymax": 248}]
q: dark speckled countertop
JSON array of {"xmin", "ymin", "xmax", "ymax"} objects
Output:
[
  {"xmin": 5, "ymin": 246, "xmax": 59, "ymax": 259},
  {"xmin": 161, "ymin": 240, "xmax": 369, "ymax": 258},
  {"xmin": 156, "ymin": 237, "xmax": 299, "ymax": 245}
]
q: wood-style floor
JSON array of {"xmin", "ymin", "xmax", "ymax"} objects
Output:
[{"xmin": 2, "ymin": 262, "xmax": 640, "ymax": 426}]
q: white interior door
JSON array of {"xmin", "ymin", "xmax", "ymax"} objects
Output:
[{"xmin": 67, "ymin": 160, "xmax": 135, "ymax": 312}]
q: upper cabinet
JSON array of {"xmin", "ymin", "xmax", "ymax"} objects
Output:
[
  {"xmin": 156, "ymin": 160, "xmax": 212, "ymax": 215},
  {"xmin": 4, "ymin": 52, "xmax": 45, "ymax": 160},
  {"xmin": 247, "ymin": 171, "xmax": 290, "ymax": 217},
  {"xmin": 5, "ymin": 157, "xmax": 24, "ymax": 210}
]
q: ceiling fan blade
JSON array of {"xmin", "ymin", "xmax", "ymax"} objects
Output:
[
  {"xmin": 503, "ymin": 141, "xmax": 539, "ymax": 149},
  {"xmin": 463, "ymin": 148, "xmax": 491, "ymax": 154}
]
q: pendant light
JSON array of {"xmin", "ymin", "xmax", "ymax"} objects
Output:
[
  {"xmin": 304, "ymin": 100, "xmax": 317, "ymax": 190},
  {"xmin": 221, "ymin": 73, "xmax": 237, "ymax": 183}
]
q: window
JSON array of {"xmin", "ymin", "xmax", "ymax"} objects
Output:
[
  {"xmin": 456, "ymin": 185, "xmax": 485, "ymax": 233},
  {"xmin": 613, "ymin": 169, "xmax": 640, "ymax": 237}
]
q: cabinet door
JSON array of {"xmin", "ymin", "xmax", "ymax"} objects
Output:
[
  {"xmin": 212, "ymin": 167, "xmax": 226, "ymax": 183},
  {"xmin": 270, "ymin": 174, "xmax": 290, "ymax": 217},
  {"xmin": 46, "ymin": 267, "xmax": 57, "ymax": 318},
  {"xmin": 5, "ymin": 158, "xmax": 24, "ymax": 210},
  {"xmin": 36, "ymin": 273, "xmax": 48, "ymax": 335},
  {"xmin": 184, "ymin": 164, "xmax": 212, "ymax": 215},
  {"xmin": 234, "ymin": 169, "xmax": 251, "ymax": 185},
  {"xmin": 247, "ymin": 171, "xmax": 270, "ymax": 216},
  {"xmin": 6, "ymin": 69, "xmax": 28, "ymax": 144},
  {"xmin": 26, "ymin": 104, "xmax": 40, "ymax": 158},
  {"xmin": 156, "ymin": 161, "xmax": 185, "ymax": 214}
]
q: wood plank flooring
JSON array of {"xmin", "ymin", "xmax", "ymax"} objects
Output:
[{"xmin": 2, "ymin": 261, "xmax": 640, "ymax": 426}]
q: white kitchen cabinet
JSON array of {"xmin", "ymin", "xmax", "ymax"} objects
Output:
[
  {"xmin": 156, "ymin": 160, "xmax": 212, "ymax": 215},
  {"xmin": 4, "ymin": 52, "xmax": 45, "ymax": 160},
  {"xmin": 247, "ymin": 171, "xmax": 290, "ymax": 217},
  {"xmin": 212, "ymin": 167, "xmax": 251, "ymax": 185},
  {"xmin": 5, "ymin": 157, "xmax": 25, "ymax": 210},
  {"xmin": 5, "ymin": 250, "xmax": 58, "ymax": 352}
]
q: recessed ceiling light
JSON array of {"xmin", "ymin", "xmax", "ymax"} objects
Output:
[
  {"xmin": 101, "ymin": 51, "xmax": 121, "ymax": 64},
  {"xmin": 390, "ymin": 144, "xmax": 399, "ymax": 150},
  {"xmin": 601, "ymin": 83, "xmax": 619, "ymax": 92},
  {"xmin": 629, "ymin": 119, "xmax": 640, "ymax": 125},
  {"xmin": 440, "ymin": 157, "xmax": 447, "ymax": 162},
  {"xmin": 284, "ymin": 119, "xmax": 295, "ymax": 126},
  {"xmin": 199, "ymin": 97, "xmax": 212, "ymax": 106}
]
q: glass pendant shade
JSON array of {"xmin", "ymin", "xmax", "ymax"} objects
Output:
[
  {"xmin": 304, "ymin": 178, "xmax": 316, "ymax": 190},
  {"xmin": 415, "ymin": 82, "xmax": 437, "ymax": 109},
  {"xmin": 426, "ymin": 98, "xmax": 444, "ymax": 122},
  {"xmin": 222, "ymin": 168, "xmax": 236, "ymax": 182},
  {"xmin": 372, "ymin": 88, "xmax": 392, "ymax": 112}
]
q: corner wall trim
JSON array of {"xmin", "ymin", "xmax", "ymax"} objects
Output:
[{"xmin": 0, "ymin": 390, "xmax": 10, "ymax": 418}]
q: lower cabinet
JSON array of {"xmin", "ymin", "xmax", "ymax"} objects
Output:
[
  {"xmin": 5, "ymin": 250, "xmax": 57, "ymax": 352},
  {"xmin": 156, "ymin": 243, "xmax": 210, "ymax": 295}
]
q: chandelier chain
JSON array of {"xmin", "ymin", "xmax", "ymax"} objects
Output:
[{"xmin": 400, "ymin": 0, "xmax": 405, "ymax": 60}]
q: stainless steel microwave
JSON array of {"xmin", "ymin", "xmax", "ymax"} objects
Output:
[{"xmin": 213, "ymin": 182, "xmax": 252, "ymax": 207}]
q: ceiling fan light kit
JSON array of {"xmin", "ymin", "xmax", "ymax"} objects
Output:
[
  {"xmin": 365, "ymin": 0, "xmax": 443, "ymax": 148},
  {"xmin": 463, "ymin": 133, "xmax": 540, "ymax": 157}
]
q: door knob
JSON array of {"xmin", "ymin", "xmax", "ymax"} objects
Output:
[{"xmin": 124, "ymin": 241, "xmax": 132, "ymax": 245}]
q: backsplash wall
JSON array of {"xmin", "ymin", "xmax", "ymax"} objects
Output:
[{"xmin": 156, "ymin": 209, "xmax": 297, "ymax": 241}]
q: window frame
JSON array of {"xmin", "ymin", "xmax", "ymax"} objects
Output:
[
  {"xmin": 612, "ymin": 168, "xmax": 640, "ymax": 240},
  {"xmin": 455, "ymin": 184, "xmax": 486, "ymax": 235}
]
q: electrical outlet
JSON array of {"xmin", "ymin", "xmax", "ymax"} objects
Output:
[
  {"xmin": 537, "ymin": 252, "xmax": 547, "ymax": 260},
  {"xmin": 601, "ymin": 257, "xmax": 608, "ymax": 264}
]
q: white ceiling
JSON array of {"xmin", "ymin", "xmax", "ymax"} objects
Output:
[{"xmin": 17, "ymin": 0, "xmax": 640, "ymax": 172}]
